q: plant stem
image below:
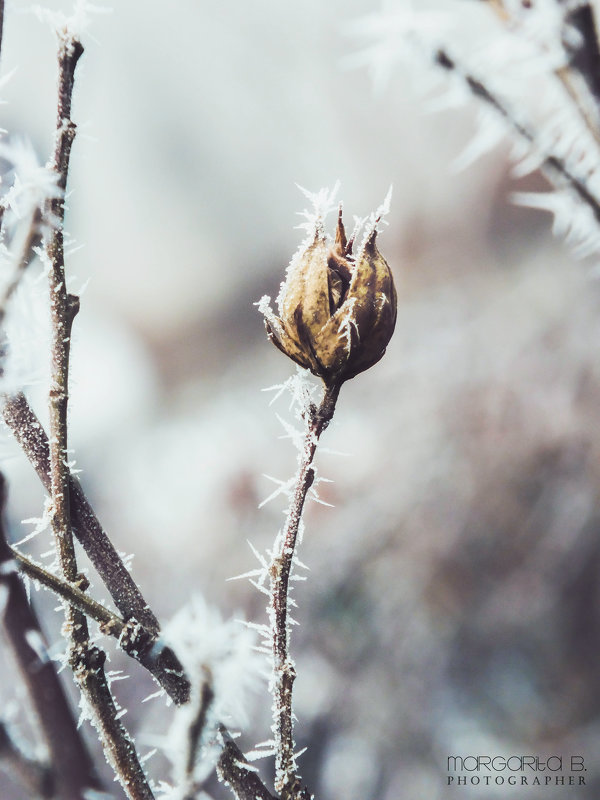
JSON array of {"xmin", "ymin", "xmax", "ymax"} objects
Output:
[
  {"xmin": 44, "ymin": 31, "xmax": 154, "ymax": 800},
  {"xmin": 11, "ymin": 545, "xmax": 190, "ymax": 701},
  {"xmin": 217, "ymin": 726, "xmax": 277, "ymax": 800},
  {"xmin": 270, "ymin": 380, "xmax": 340, "ymax": 799}
]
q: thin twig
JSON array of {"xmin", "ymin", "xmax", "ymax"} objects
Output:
[
  {"xmin": 2, "ymin": 391, "xmax": 191, "ymax": 704},
  {"xmin": 216, "ymin": 726, "xmax": 277, "ymax": 800},
  {"xmin": 434, "ymin": 48, "xmax": 600, "ymax": 224},
  {"xmin": 2, "ymin": 393, "xmax": 161, "ymax": 632},
  {"xmin": 0, "ymin": 207, "xmax": 42, "ymax": 327},
  {"xmin": 0, "ymin": 473, "xmax": 101, "ymax": 797},
  {"xmin": 12, "ymin": 545, "xmax": 191, "ymax": 703},
  {"xmin": 12, "ymin": 547, "xmax": 124, "ymax": 631},
  {"xmin": 270, "ymin": 381, "xmax": 340, "ymax": 799},
  {"xmin": 180, "ymin": 676, "xmax": 214, "ymax": 800},
  {"xmin": 44, "ymin": 31, "xmax": 154, "ymax": 800}
]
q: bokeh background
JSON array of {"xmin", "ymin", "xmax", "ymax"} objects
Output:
[{"xmin": 2, "ymin": 1, "xmax": 600, "ymax": 798}]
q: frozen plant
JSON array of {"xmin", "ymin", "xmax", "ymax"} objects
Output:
[
  {"xmin": 256, "ymin": 187, "xmax": 397, "ymax": 798},
  {"xmin": 354, "ymin": 0, "xmax": 600, "ymax": 259},
  {"xmin": 0, "ymin": 4, "xmax": 397, "ymax": 800}
]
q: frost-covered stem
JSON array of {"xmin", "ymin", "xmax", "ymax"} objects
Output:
[
  {"xmin": 488, "ymin": 1, "xmax": 600, "ymax": 145},
  {"xmin": 2, "ymin": 394, "xmax": 191, "ymax": 705},
  {"xmin": 12, "ymin": 546, "xmax": 125, "ymax": 630},
  {"xmin": 10, "ymin": 546, "xmax": 191, "ymax": 705},
  {"xmin": 270, "ymin": 380, "xmax": 340, "ymax": 799},
  {"xmin": 0, "ymin": 473, "xmax": 101, "ymax": 797},
  {"xmin": 0, "ymin": 721, "xmax": 53, "ymax": 799},
  {"xmin": 434, "ymin": 48, "xmax": 600, "ymax": 225},
  {"xmin": 44, "ymin": 34, "xmax": 155, "ymax": 800},
  {"xmin": 217, "ymin": 726, "xmax": 277, "ymax": 800},
  {"xmin": 2, "ymin": 392, "xmax": 163, "ymax": 634}
]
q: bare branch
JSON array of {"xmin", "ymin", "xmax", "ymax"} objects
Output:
[
  {"xmin": 2, "ymin": 391, "xmax": 192, "ymax": 705},
  {"xmin": 2, "ymin": 392, "xmax": 162, "ymax": 633},
  {"xmin": 270, "ymin": 381, "xmax": 339, "ymax": 799},
  {"xmin": 175, "ymin": 676, "xmax": 215, "ymax": 800},
  {"xmin": 216, "ymin": 726, "xmax": 277, "ymax": 800},
  {"xmin": 43, "ymin": 31, "xmax": 154, "ymax": 800},
  {"xmin": 12, "ymin": 546, "xmax": 192, "ymax": 705},
  {"xmin": 0, "ymin": 207, "xmax": 42, "ymax": 327}
]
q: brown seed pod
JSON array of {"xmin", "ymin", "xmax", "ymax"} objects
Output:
[{"xmin": 259, "ymin": 202, "xmax": 397, "ymax": 387}]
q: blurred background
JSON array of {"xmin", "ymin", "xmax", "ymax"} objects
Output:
[{"xmin": 2, "ymin": 1, "xmax": 600, "ymax": 798}]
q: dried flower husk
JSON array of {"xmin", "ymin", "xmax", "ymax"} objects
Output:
[{"xmin": 260, "ymin": 208, "xmax": 397, "ymax": 387}]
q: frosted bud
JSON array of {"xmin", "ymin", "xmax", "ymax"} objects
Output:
[{"xmin": 261, "ymin": 208, "xmax": 397, "ymax": 386}]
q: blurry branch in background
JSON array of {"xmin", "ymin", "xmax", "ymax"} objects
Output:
[
  {"xmin": 0, "ymin": 472, "xmax": 100, "ymax": 798},
  {"xmin": 432, "ymin": 47, "xmax": 600, "ymax": 224},
  {"xmin": 358, "ymin": 0, "xmax": 600, "ymax": 258},
  {"xmin": 0, "ymin": 721, "xmax": 52, "ymax": 799},
  {"xmin": 0, "ymin": 207, "xmax": 41, "ymax": 327}
]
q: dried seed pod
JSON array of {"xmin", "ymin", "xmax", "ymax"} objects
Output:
[{"xmin": 259, "ymin": 204, "xmax": 397, "ymax": 387}]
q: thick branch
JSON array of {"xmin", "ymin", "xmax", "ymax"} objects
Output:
[{"xmin": 269, "ymin": 381, "xmax": 340, "ymax": 799}]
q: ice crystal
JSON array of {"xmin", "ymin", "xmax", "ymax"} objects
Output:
[
  {"xmin": 162, "ymin": 596, "xmax": 261, "ymax": 793},
  {"xmin": 0, "ymin": 138, "xmax": 59, "ymax": 222},
  {"xmin": 352, "ymin": 1, "xmax": 600, "ymax": 260}
]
